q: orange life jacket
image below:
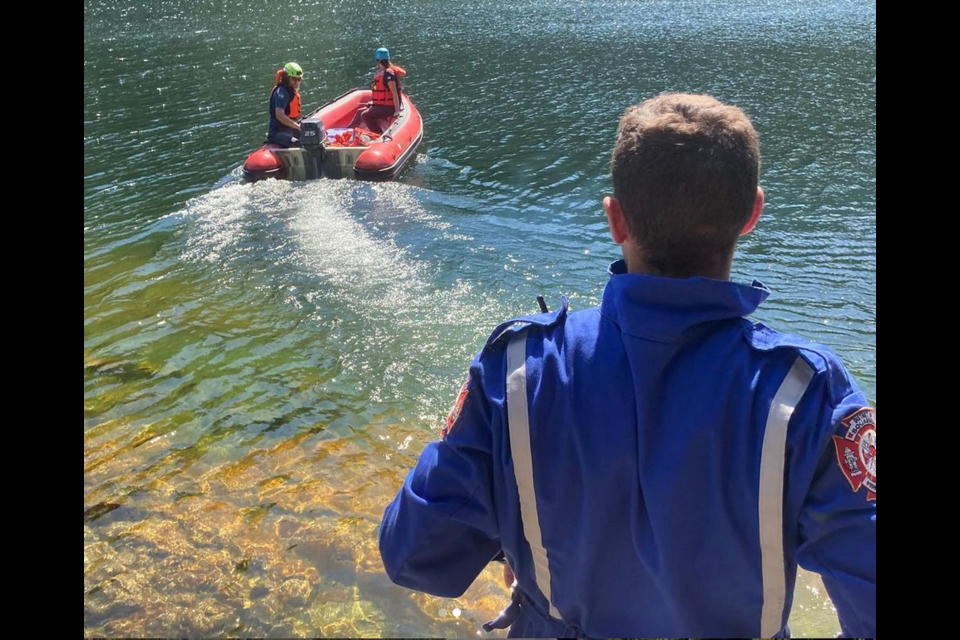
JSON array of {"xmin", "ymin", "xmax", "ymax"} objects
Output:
[
  {"xmin": 270, "ymin": 83, "xmax": 301, "ymax": 119},
  {"xmin": 372, "ymin": 65, "xmax": 405, "ymax": 107},
  {"xmin": 289, "ymin": 89, "xmax": 301, "ymax": 119}
]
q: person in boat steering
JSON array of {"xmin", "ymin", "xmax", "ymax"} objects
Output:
[
  {"xmin": 378, "ymin": 93, "xmax": 876, "ymax": 638},
  {"xmin": 267, "ymin": 62, "xmax": 304, "ymax": 148},
  {"xmin": 350, "ymin": 48, "xmax": 406, "ymax": 133}
]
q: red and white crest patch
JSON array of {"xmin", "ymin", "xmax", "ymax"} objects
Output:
[
  {"xmin": 833, "ymin": 407, "xmax": 876, "ymax": 501},
  {"xmin": 441, "ymin": 378, "xmax": 470, "ymax": 439}
]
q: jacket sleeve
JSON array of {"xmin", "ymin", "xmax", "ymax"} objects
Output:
[
  {"xmin": 379, "ymin": 351, "xmax": 502, "ymax": 597},
  {"xmin": 794, "ymin": 364, "xmax": 876, "ymax": 638}
]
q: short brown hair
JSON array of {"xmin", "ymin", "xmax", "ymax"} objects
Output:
[{"xmin": 611, "ymin": 93, "xmax": 760, "ymax": 276}]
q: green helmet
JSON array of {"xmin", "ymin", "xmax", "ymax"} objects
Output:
[{"xmin": 283, "ymin": 62, "xmax": 303, "ymax": 78}]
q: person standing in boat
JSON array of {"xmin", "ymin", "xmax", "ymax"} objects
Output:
[
  {"xmin": 267, "ymin": 62, "xmax": 304, "ymax": 148},
  {"xmin": 351, "ymin": 48, "xmax": 406, "ymax": 133},
  {"xmin": 379, "ymin": 94, "xmax": 876, "ymax": 638}
]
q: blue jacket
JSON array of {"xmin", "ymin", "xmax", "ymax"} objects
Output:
[{"xmin": 380, "ymin": 259, "xmax": 876, "ymax": 637}]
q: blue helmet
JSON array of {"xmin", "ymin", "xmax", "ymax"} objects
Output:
[{"xmin": 374, "ymin": 47, "xmax": 390, "ymax": 61}]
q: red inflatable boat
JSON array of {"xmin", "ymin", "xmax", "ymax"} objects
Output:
[{"xmin": 242, "ymin": 87, "xmax": 423, "ymax": 182}]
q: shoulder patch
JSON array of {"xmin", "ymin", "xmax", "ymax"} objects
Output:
[
  {"xmin": 441, "ymin": 377, "xmax": 470, "ymax": 439},
  {"xmin": 832, "ymin": 407, "xmax": 876, "ymax": 501}
]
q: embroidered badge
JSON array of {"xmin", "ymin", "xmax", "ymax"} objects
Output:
[
  {"xmin": 832, "ymin": 407, "xmax": 876, "ymax": 501},
  {"xmin": 441, "ymin": 378, "xmax": 470, "ymax": 439}
]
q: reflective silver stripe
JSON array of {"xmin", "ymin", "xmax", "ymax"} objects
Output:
[
  {"xmin": 506, "ymin": 332, "xmax": 562, "ymax": 620},
  {"xmin": 759, "ymin": 356, "xmax": 814, "ymax": 637}
]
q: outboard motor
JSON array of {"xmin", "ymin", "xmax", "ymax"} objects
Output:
[
  {"xmin": 300, "ymin": 113, "xmax": 327, "ymax": 176},
  {"xmin": 300, "ymin": 113, "xmax": 327, "ymax": 149}
]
